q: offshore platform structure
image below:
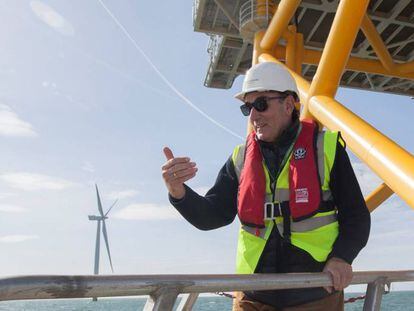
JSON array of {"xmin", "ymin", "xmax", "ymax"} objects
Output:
[
  {"xmin": 193, "ymin": 0, "xmax": 414, "ymax": 213},
  {"xmin": 1, "ymin": 1, "xmax": 414, "ymax": 310}
]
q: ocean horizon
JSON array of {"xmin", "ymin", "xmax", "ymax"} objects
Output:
[{"xmin": 1, "ymin": 291, "xmax": 413, "ymax": 310}]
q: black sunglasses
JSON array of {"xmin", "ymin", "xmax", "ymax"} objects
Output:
[{"xmin": 240, "ymin": 96, "xmax": 287, "ymax": 116}]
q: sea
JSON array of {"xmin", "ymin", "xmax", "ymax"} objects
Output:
[{"xmin": 0, "ymin": 292, "xmax": 413, "ymax": 311}]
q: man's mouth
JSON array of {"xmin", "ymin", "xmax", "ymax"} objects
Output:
[{"xmin": 255, "ymin": 124, "xmax": 266, "ymax": 131}]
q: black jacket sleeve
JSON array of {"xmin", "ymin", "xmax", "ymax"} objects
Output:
[
  {"xmin": 328, "ymin": 140, "xmax": 371, "ymax": 264},
  {"xmin": 169, "ymin": 156, "xmax": 238, "ymax": 230}
]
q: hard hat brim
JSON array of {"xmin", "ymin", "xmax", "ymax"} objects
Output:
[{"xmin": 234, "ymin": 87, "xmax": 273, "ymax": 101}]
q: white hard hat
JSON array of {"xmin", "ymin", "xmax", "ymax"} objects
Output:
[{"xmin": 234, "ymin": 62, "xmax": 299, "ymax": 101}]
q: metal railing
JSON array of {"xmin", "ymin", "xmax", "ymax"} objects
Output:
[
  {"xmin": 192, "ymin": 0, "xmax": 200, "ymax": 27},
  {"xmin": 207, "ymin": 34, "xmax": 224, "ymax": 64},
  {"xmin": 239, "ymin": 0, "xmax": 276, "ymax": 31},
  {"xmin": 204, "ymin": 34, "xmax": 224, "ymax": 86},
  {"xmin": 1, "ymin": 271, "xmax": 414, "ymax": 310}
]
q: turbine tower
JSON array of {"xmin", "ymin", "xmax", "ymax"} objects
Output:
[{"xmin": 88, "ymin": 184, "xmax": 117, "ymax": 277}]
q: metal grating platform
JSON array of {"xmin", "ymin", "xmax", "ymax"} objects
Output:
[{"xmin": 193, "ymin": 0, "xmax": 414, "ymax": 96}]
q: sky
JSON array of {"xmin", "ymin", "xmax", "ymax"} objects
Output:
[{"xmin": 0, "ymin": 0, "xmax": 414, "ymax": 294}]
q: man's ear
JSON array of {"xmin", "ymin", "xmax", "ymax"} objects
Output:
[{"xmin": 285, "ymin": 95, "xmax": 295, "ymax": 115}]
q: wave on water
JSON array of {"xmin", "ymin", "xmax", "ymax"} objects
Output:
[{"xmin": 0, "ymin": 292, "xmax": 413, "ymax": 310}]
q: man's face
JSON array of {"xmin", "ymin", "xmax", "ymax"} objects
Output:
[{"xmin": 244, "ymin": 91, "xmax": 294, "ymax": 142}]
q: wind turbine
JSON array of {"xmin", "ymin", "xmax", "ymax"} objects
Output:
[{"xmin": 88, "ymin": 184, "xmax": 117, "ymax": 277}]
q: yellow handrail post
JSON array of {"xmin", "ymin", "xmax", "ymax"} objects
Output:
[
  {"xmin": 360, "ymin": 14, "xmax": 395, "ymax": 72},
  {"xmin": 260, "ymin": 0, "xmax": 302, "ymax": 51},
  {"xmin": 302, "ymin": 0, "xmax": 370, "ymax": 119},
  {"xmin": 365, "ymin": 183, "xmax": 394, "ymax": 212}
]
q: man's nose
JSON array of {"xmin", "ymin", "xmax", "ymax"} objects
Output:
[{"xmin": 249, "ymin": 106, "xmax": 259, "ymax": 121}]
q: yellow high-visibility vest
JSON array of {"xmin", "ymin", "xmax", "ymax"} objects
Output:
[{"xmin": 232, "ymin": 130, "xmax": 343, "ymax": 274}]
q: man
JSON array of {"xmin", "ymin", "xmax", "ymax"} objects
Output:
[{"xmin": 162, "ymin": 62, "xmax": 370, "ymax": 310}]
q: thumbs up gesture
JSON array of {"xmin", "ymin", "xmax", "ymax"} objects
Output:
[{"xmin": 161, "ymin": 147, "xmax": 198, "ymax": 200}]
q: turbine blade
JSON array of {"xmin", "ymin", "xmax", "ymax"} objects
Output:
[
  {"xmin": 105, "ymin": 199, "xmax": 118, "ymax": 217},
  {"xmin": 102, "ymin": 220, "xmax": 114, "ymax": 272},
  {"xmin": 95, "ymin": 184, "xmax": 105, "ymax": 217}
]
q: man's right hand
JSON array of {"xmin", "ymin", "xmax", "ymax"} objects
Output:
[{"xmin": 162, "ymin": 147, "xmax": 198, "ymax": 200}]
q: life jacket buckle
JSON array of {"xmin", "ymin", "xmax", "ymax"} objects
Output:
[{"xmin": 264, "ymin": 202, "xmax": 282, "ymax": 220}]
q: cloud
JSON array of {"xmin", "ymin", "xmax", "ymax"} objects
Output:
[
  {"xmin": 81, "ymin": 161, "xmax": 95, "ymax": 173},
  {"xmin": 30, "ymin": 1, "xmax": 75, "ymax": 36},
  {"xmin": 41, "ymin": 81, "xmax": 57, "ymax": 89},
  {"xmin": 0, "ymin": 104, "xmax": 37, "ymax": 137},
  {"xmin": 0, "ymin": 204, "xmax": 27, "ymax": 213},
  {"xmin": 0, "ymin": 235, "xmax": 39, "ymax": 243},
  {"xmin": 352, "ymin": 192, "xmax": 414, "ymax": 273},
  {"xmin": 114, "ymin": 203, "xmax": 180, "ymax": 220},
  {"xmin": 42, "ymin": 81, "xmax": 89, "ymax": 109},
  {"xmin": 107, "ymin": 190, "xmax": 139, "ymax": 200},
  {"xmin": 0, "ymin": 193, "xmax": 15, "ymax": 199},
  {"xmin": 0, "ymin": 172, "xmax": 76, "ymax": 191}
]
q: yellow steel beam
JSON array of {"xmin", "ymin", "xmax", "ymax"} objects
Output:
[
  {"xmin": 398, "ymin": 61, "xmax": 414, "ymax": 74},
  {"xmin": 260, "ymin": 0, "xmax": 302, "ymax": 51},
  {"xmin": 360, "ymin": 14, "xmax": 395, "ymax": 72},
  {"xmin": 253, "ymin": 30, "xmax": 267, "ymax": 66},
  {"xmin": 285, "ymin": 25, "xmax": 297, "ymax": 71},
  {"xmin": 284, "ymin": 25, "xmax": 303, "ymax": 111},
  {"xmin": 303, "ymin": 0, "xmax": 370, "ymax": 118},
  {"xmin": 302, "ymin": 49, "xmax": 414, "ymax": 80},
  {"xmin": 365, "ymin": 183, "xmax": 394, "ymax": 212},
  {"xmin": 295, "ymin": 32, "xmax": 304, "ymax": 75},
  {"xmin": 259, "ymin": 53, "xmax": 414, "ymax": 209},
  {"xmin": 272, "ymin": 46, "xmax": 414, "ymax": 81}
]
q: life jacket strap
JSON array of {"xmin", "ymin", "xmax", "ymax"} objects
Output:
[
  {"xmin": 264, "ymin": 200, "xmax": 335, "ymax": 221},
  {"xmin": 281, "ymin": 203, "xmax": 291, "ymax": 243}
]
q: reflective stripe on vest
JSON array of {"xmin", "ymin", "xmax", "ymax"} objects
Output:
[
  {"xmin": 233, "ymin": 130, "xmax": 340, "ymax": 274},
  {"xmin": 275, "ymin": 212, "xmax": 337, "ymax": 232}
]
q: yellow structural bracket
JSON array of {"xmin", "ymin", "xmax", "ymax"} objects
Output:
[{"xmin": 365, "ymin": 183, "xmax": 394, "ymax": 212}]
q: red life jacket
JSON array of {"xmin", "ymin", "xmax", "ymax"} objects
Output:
[{"xmin": 237, "ymin": 119, "xmax": 321, "ymax": 227}]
